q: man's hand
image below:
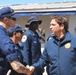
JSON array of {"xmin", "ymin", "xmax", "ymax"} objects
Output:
[
  {"xmin": 26, "ymin": 65, "xmax": 35, "ymax": 75},
  {"xmin": 9, "ymin": 60, "xmax": 34, "ymax": 75}
]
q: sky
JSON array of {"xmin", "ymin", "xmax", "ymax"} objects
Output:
[{"xmin": 0, "ymin": 0, "xmax": 76, "ymax": 6}]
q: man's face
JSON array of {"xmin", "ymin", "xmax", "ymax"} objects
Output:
[
  {"xmin": 50, "ymin": 19, "xmax": 63, "ymax": 36},
  {"xmin": 15, "ymin": 30, "xmax": 23, "ymax": 42},
  {"xmin": 31, "ymin": 22, "xmax": 39, "ymax": 30},
  {"xmin": 6, "ymin": 17, "xmax": 16, "ymax": 28}
]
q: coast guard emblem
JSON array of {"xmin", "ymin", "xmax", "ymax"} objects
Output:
[{"xmin": 21, "ymin": 35, "xmax": 27, "ymax": 42}]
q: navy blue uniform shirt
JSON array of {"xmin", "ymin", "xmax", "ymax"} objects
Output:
[
  {"xmin": 21, "ymin": 29, "xmax": 43, "ymax": 75},
  {"xmin": 0, "ymin": 25, "xmax": 19, "ymax": 75},
  {"xmin": 9, "ymin": 43, "xmax": 25, "ymax": 75},
  {"xmin": 33, "ymin": 32, "xmax": 76, "ymax": 75}
]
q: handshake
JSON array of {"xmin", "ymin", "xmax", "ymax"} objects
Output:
[
  {"xmin": 25, "ymin": 65, "xmax": 35, "ymax": 75},
  {"xmin": 6, "ymin": 65, "xmax": 35, "ymax": 75}
]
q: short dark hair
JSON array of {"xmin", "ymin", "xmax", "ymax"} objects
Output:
[{"xmin": 51, "ymin": 16, "xmax": 68, "ymax": 32}]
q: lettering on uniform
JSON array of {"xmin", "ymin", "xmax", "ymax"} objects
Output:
[
  {"xmin": 64, "ymin": 42, "xmax": 71, "ymax": 49},
  {"xmin": 21, "ymin": 35, "xmax": 27, "ymax": 42},
  {"xmin": 33, "ymin": 41, "xmax": 37, "ymax": 43}
]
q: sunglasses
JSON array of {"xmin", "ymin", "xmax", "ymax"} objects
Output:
[{"xmin": 7, "ymin": 17, "xmax": 16, "ymax": 21}]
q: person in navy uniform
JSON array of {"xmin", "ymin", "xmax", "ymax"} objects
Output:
[
  {"xmin": 0, "ymin": 7, "xmax": 32, "ymax": 75},
  {"xmin": 8, "ymin": 24, "xmax": 27, "ymax": 75},
  {"xmin": 28, "ymin": 16, "xmax": 76, "ymax": 75},
  {"xmin": 21, "ymin": 16, "xmax": 43, "ymax": 75}
]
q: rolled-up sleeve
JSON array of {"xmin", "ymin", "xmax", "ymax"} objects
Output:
[{"xmin": 0, "ymin": 37, "xmax": 18, "ymax": 61}]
